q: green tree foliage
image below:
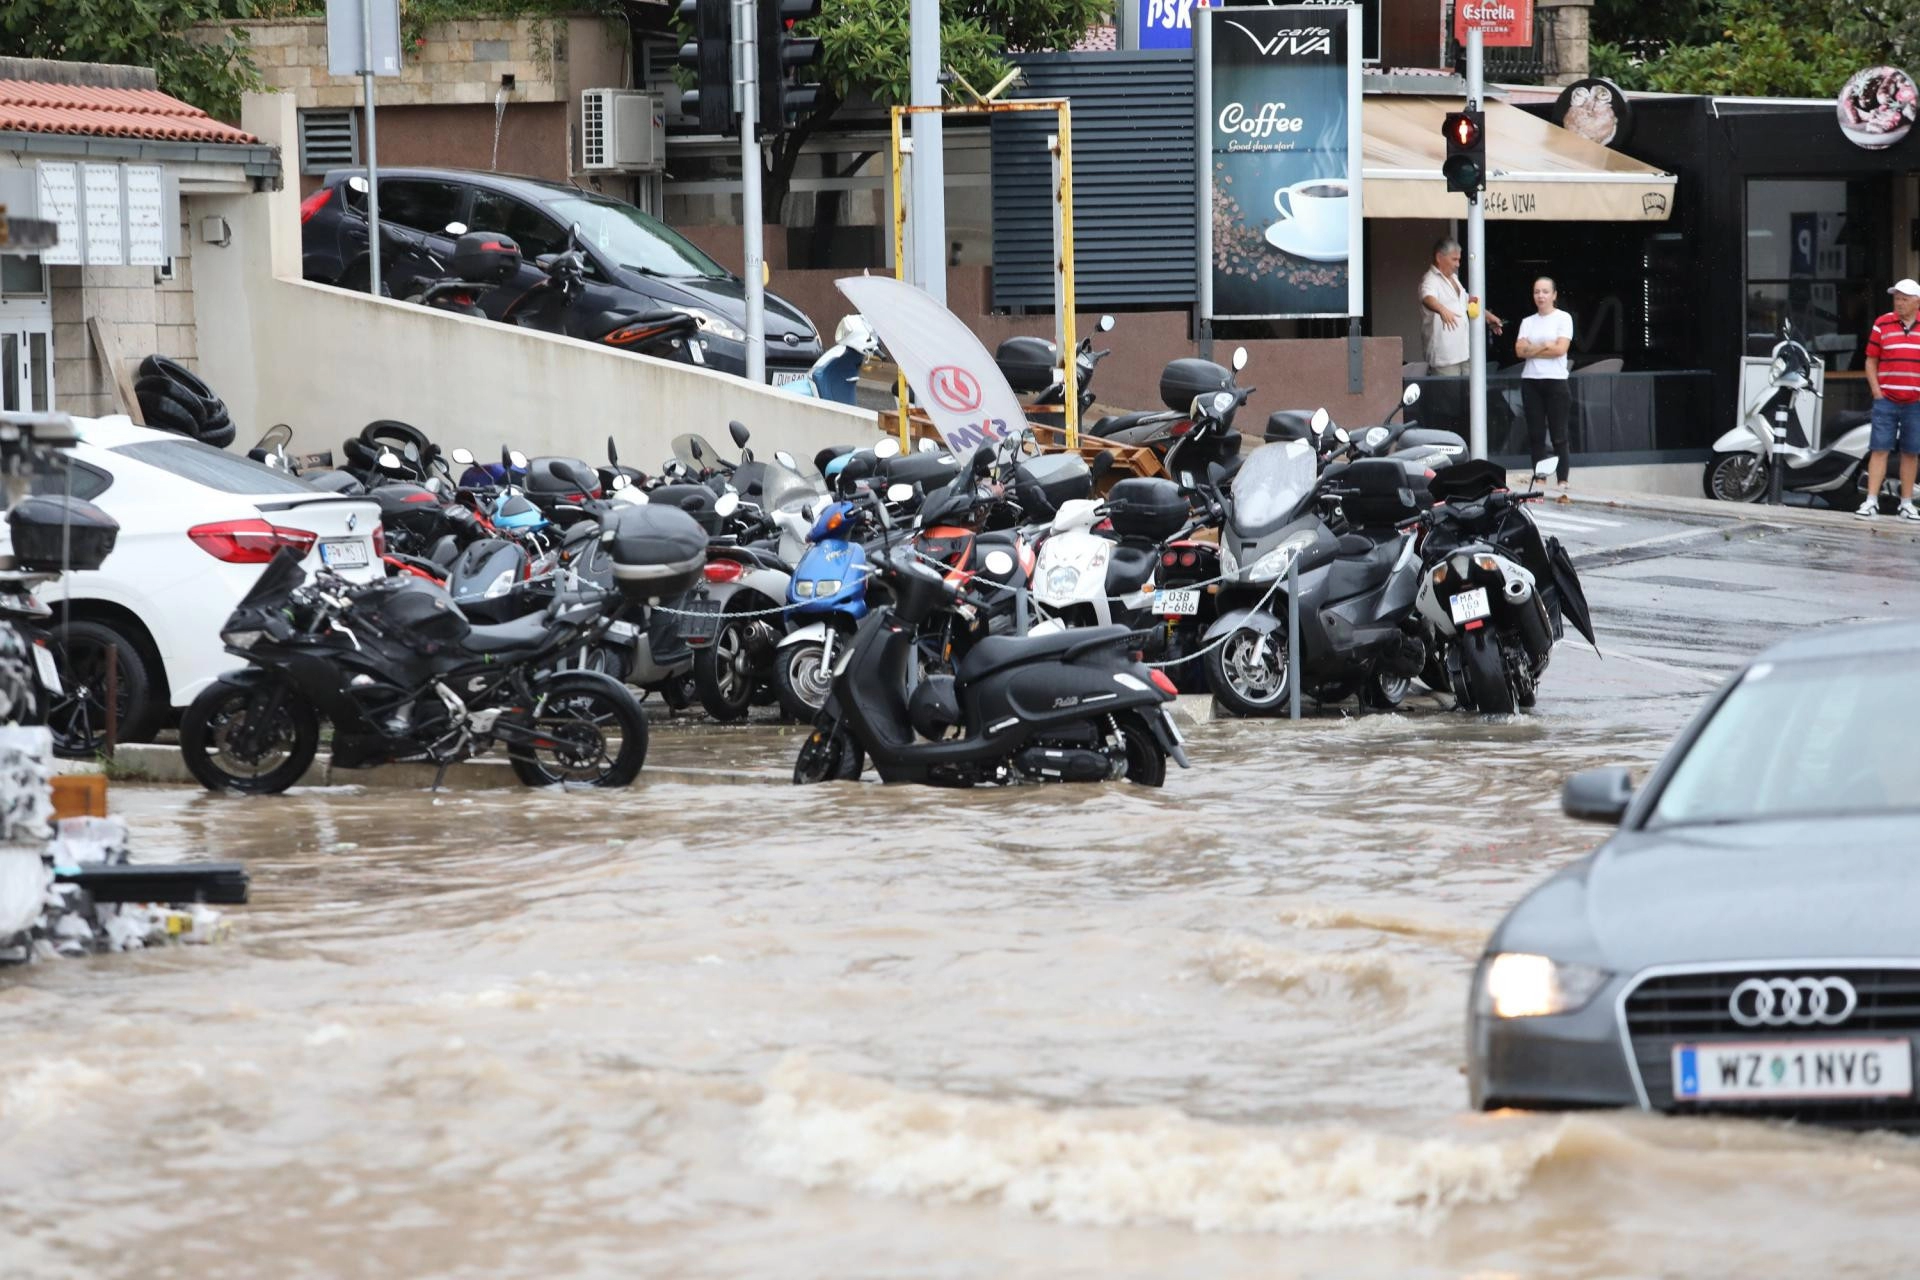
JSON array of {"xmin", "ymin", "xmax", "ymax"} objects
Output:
[
  {"xmin": 1590, "ymin": 0, "xmax": 1900, "ymax": 98},
  {"xmin": 0, "ymin": 0, "xmax": 261, "ymax": 119}
]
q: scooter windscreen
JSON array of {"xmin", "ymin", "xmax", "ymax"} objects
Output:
[{"xmin": 1230, "ymin": 441, "xmax": 1318, "ymax": 536}]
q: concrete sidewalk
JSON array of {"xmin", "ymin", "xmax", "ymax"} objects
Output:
[{"xmin": 1566, "ymin": 483, "xmax": 1920, "ymax": 542}]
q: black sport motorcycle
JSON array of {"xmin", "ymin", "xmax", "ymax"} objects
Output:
[
  {"xmin": 794, "ymin": 496, "xmax": 1188, "ymax": 789},
  {"xmin": 180, "ymin": 550, "xmax": 649, "ymax": 792}
]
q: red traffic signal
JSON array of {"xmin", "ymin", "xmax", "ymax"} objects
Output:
[
  {"xmin": 1448, "ymin": 113, "xmax": 1480, "ymax": 149},
  {"xmin": 1441, "ymin": 108, "xmax": 1486, "ymax": 196}
]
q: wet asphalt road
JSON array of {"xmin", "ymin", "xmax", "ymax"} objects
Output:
[{"xmin": 3, "ymin": 498, "xmax": 1919, "ymax": 1280}]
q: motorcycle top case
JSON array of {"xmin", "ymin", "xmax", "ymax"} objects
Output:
[
  {"xmin": 1264, "ymin": 409, "xmax": 1317, "ymax": 444},
  {"xmin": 524, "ymin": 456, "xmax": 601, "ymax": 500},
  {"xmin": 369, "ymin": 482, "xmax": 446, "ymax": 538},
  {"xmin": 995, "ymin": 335, "xmax": 1059, "ymax": 393},
  {"xmin": 605, "ymin": 504, "xmax": 707, "ymax": 601},
  {"xmin": 1105, "ymin": 477, "xmax": 1187, "ymax": 541},
  {"xmin": 1159, "ymin": 358, "xmax": 1234, "ymax": 414},
  {"xmin": 6, "ymin": 494, "xmax": 120, "ymax": 571},
  {"xmin": 645, "ymin": 483, "xmax": 723, "ymax": 534},
  {"xmin": 1013, "ymin": 452, "xmax": 1092, "ymax": 518},
  {"xmin": 450, "ymin": 230, "xmax": 522, "ymax": 285}
]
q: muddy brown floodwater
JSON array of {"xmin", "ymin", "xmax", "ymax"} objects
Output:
[{"xmin": 6, "ymin": 556, "xmax": 1920, "ymax": 1278}]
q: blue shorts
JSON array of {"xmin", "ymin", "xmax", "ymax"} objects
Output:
[{"xmin": 1870, "ymin": 398, "xmax": 1920, "ymax": 454}]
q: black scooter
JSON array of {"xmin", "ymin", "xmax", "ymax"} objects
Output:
[{"xmin": 794, "ymin": 494, "xmax": 1189, "ymax": 788}]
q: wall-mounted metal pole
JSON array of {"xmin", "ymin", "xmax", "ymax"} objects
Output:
[
  {"xmin": 737, "ymin": 0, "xmax": 766, "ymax": 384},
  {"xmin": 360, "ymin": 0, "xmax": 381, "ymax": 296}
]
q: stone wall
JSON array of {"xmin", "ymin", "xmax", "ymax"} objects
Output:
[
  {"xmin": 49, "ymin": 224, "xmax": 199, "ymax": 420},
  {"xmin": 208, "ymin": 16, "xmax": 586, "ymax": 110}
]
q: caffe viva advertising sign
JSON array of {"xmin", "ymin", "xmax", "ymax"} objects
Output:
[{"xmin": 1197, "ymin": 4, "xmax": 1363, "ymax": 319}]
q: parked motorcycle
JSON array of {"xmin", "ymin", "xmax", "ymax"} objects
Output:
[
  {"xmin": 177, "ymin": 515, "xmax": 702, "ymax": 791},
  {"xmin": 793, "ymin": 495, "xmax": 1189, "ymax": 788},
  {"xmin": 1703, "ymin": 319, "xmax": 1883, "ymax": 508},
  {"xmin": 1200, "ymin": 441, "xmax": 1429, "ymax": 716},
  {"xmin": 786, "ymin": 315, "xmax": 881, "ymax": 405},
  {"xmin": 995, "ymin": 315, "xmax": 1116, "ymax": 429},
  {"xmin": 1414, "ymin": 457, "xmax": 1596, "ymax": 714},
  {"xmin": 1082, "ymin": 348, "xmax": 1253, "ymax": 482}
]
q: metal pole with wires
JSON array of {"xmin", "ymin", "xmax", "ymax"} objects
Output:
[{"xmin": 1286, "ymin": 557, "xmax": 1301, "ymax": 721}]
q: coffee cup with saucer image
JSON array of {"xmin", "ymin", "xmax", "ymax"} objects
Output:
[{"xmin": 1266, "ymin": 177, "xmax": 1350, "ymax": 263}]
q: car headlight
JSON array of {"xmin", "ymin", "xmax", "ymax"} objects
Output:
[
  {"xmin": 1248, "ymin": 531, "xmax": 1318, "ymax": 582},
  {"xmin": 670, "ymin": 306, "xmax": 747, "ymax": 343},
  {"xmin": 1045, "ymin": 565, "xmax": 1081, "ymax": 597},
  {"xmin": 221, "ymin": 629, "xmax": 263, "ymax": 650},
  {"xmin": 1476, "ymin": 953, "xmax": 1611, "ymax": 1019}
]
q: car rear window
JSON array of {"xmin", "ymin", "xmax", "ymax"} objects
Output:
[
  {"xmin": 111, "ymin": 440, "xmax": 317, "ymax": 495},
  {"xmin": 31, "ymin": 458, "xmax": 113, "ymax": 501},
  {"xmin": 1648, "ymin": 655, "xmax": 1916, "ymax": 826}
]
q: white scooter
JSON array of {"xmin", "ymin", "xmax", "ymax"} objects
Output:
[{"xmin": 1703, "ymin": 320, "xmax": 1878, "ymax": 507}]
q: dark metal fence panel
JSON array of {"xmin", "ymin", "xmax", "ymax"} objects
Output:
[{"xmin": 991, "ymin": 51, "xmax": 1198, "ymax": 311}]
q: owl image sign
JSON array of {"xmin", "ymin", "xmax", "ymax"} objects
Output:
[{"xmin": 1551, "ymin": 77, "xmax": 1633, "ymax": 148}]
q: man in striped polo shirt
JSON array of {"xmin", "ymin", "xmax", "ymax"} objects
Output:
[{"xmin": 1859, "ymin": 277, "xmax": 1920, "ymax": 520}]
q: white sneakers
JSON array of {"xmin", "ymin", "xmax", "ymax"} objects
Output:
[{"xmin": 1861, "ymin": 496, "xmax": 1920, "ymax": 521}]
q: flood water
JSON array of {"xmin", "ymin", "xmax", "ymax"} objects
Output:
[{"xmin": 6, "ymin": 526, "xmax": 1920, "ymax": 1278}]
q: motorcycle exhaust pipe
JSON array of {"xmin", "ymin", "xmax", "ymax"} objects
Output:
[{"xmin": 1508, "ymin": 588, "xmax": 1555, "ymax": 665}]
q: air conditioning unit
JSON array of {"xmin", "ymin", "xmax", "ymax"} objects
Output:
[{"xmin": 581, "ymin": 89, "xmax": 666, "ymax": 173}]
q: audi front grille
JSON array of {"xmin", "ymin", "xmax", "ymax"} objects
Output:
[{"xmin": 1620, "ymin": 966, "xmax": 1920, "ymax": 1131}]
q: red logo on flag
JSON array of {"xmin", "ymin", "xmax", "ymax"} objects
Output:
[{"xmin": 929, "ymin": 366, "xmax": 983, "ymax": 413}]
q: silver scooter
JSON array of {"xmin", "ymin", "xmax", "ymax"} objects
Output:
[{"xmin": 1703, "ymin": 320, "xmax": 1878, "ymax": 508}]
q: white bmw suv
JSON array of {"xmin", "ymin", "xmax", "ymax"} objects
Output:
[{"xmin": 15, "ymin": 416, "xmax": 382, "ymax": 752}]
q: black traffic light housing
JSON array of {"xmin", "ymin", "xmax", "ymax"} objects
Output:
[
  {"xmin": 758, "ymin": 0, "xmax": 823, "ymax": 130},
  {"xmin": 1442, "ymin": 108, "xmax": 1486, "ymax": 196},
  {"xmin": 677, "ymin": 0, "xmax": 734, "ymax": 135}
]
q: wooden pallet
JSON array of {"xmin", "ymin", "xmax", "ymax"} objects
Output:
[{"xmin": 880, "ymin": 410, "xmax": 1165, "ymax": 494}]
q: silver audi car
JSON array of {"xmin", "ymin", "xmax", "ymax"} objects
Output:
[{"xmin": 1469, "ymin": 619, "xmax": 1920, "ymax": 1131}]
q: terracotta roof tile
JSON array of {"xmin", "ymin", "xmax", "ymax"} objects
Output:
[{"xmin": 0, "ymin": 80, "xmax": 257, "ymax": 145}]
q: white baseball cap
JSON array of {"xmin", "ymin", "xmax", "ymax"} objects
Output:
[{"xmin": 1892, "ymin": 278, "xmax": 1920, "ymax": 297}]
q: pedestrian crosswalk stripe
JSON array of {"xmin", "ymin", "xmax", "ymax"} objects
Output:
[{"xmin": 1532, "ymin": 511, "xmax": 1624, "ymax": 531}]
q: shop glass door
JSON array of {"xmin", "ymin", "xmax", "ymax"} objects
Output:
[
  {"xmin": 0, "ymin": 324, "xmax": 52, "ymax": 413},
  {"xmin": 1743, "ymin": 178, "xmax": 1891, "ymax": 369}
]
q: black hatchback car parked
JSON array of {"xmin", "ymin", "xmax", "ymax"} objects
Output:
[{"xmin": 300, "ymin": 166, "xmax": 822, "ymax": 383}]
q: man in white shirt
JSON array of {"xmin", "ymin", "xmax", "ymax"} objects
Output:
[{"xmin": 1418, "ymin": 238, "xmax": 1503, "ymax": 375}]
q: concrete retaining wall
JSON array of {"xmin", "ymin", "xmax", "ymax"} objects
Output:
[{"xmin": 191, "ymin": 92, "xmax": 877, "ymax": 469}]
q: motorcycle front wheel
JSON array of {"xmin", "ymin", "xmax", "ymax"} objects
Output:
[
  {"xmin": 180, "ymin": 678, "xmax": 321, "ymax": 794},
  {"xmin": 1206, "ymin": 626, "xmax": 1290, "ymax": 718},
  {"xmin": 507, "ymin": 673, "xmax": 648, "ymax": 787},
  {"xmin": 793, "ymin": 718, "xmax": 864, "ymax": 784},
  {"xmin": 773, "ymin": 640, "xmax": 834, "ymax": 723},
  {"xmin": 1703, "ymin": 453, "xmax": 1769, "ymax": 503}
]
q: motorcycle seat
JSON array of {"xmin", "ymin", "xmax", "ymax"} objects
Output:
[
  {"xmin": 462, "ymin": 613, "xmax": 553, "ymax": 654},
  {"xmin": 1086, "ymin": 411, "xmax": 1175, "ymax": 439},
  {"xmin": 1105, "ymin": 542, "xmax": 1160, "ymax": 596},
  {"xmin": 958, "ymin": 623, "xmax": 1132, "ymax": 684}
]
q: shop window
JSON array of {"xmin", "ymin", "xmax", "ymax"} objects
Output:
[
  {"xmin": 1, "ymin": 256, "xmax": 46, "ymax": 298},
  {"xmin": 1744, "ymin": 178, "xmax": 1890, "ymax": 370}
]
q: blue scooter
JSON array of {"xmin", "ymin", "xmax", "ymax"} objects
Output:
[
  {"xmin": 772, "ymin": 500, "xmax": 875, "ymax": 720},
  {"xmin": 783, "ymin": 316, "xmax": 880, "ymax": 405}
]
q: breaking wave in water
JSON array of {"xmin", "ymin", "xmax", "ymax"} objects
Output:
[
  {"xmin": 1275, "ymin": 902, "xmax": 1490, "ymax": 956},
  {"xmin": 746, "ymin": 1056, "xmax": 1566, "ymax": 1234},
  {"xmin": 1200, "ymin": 937, "xmax": 1438, "ymax": 1005}
]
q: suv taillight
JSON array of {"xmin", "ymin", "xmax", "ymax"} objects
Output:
[
  {"xmin": 299, "ymin": 187, "xmax": 333, "ymax": 224},
  {"xmin": 187, "ymin": 519, "xmax": 319, "ymax": 563},
  {"xmin": 373, "ymin": 523, "xmax": 387, "ymax": 557}
]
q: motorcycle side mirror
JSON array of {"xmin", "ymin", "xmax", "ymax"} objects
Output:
[
  {"xmin": 1402, "ymin": 383, "xmax": 1422, "ymax": 406},
  {"xmin": 729, "ymin": 420, "xmax": 751, "ymax": 449},
  {"xmin": 444, "ymin": 221, "xmax": 468, "ymax": 236},
  {"xmin": 1310, "ymin": 407, "xmax": 1331, "ymax": 436},
  {"xmin": 606, "ymin": 436, "xmax": 618, "ymax": 466},
  {"xmin": 1333, "ymin": 427, "xmax": 1350, "ymax": 445},
  {"xmin": 509, "ymin": 449, "xmax": 529, "ymax": 471},
  {"xmin": 348, "ymin": 176, "xmax": 370, "ymax": 194},
  {"xmin": 983, "ymin": 550, "xmax": 1015, "ymax": 576},
  {"xmin": 774, "ymin": 449, "xmax": 798, "ymax": 470},
  {"xmin": 611, "ymin": 473, "xmax": 630, "ymax": 490},
  {"xmin": 378, "ymin": 449, "xmax": 403, "ymax": 470},
  {"xmin": 887, "ymin": 482, "xmax": 915, "ymax": 504},
  {"xmin": 1534, "ymin": 456, "xmax": 1559, "ymax": 479},
  {"xmin": 451, "ymin": 447, "xmax": 475, "ymax": 466},
  {"xmin": 873, "ymin": 437, "xmax": 902, "ymax": 459},
  {"xmin": 715, "ymin": 491, "xmax": 741, "ymax": 518},
  {"xmin": 917, "ymin": 438, "xmax": 938, "ymax": 453},
  {"xmin": 1099, "ymin": 314, "xmax": 1116, "ymax": 333},
  {"xmin": 689, "ymin": 438, "xmax": 706, "ymax": 462},
  {"xmin": 1232, "ymin": 346, "xmax": 1250, "ymax": 372},
  {"xmin": 1180, "ymin": 470, "xmax": 1196, "ymax": 489}
]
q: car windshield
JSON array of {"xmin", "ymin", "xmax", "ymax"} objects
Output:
[
  {"xmin": 1649, "ymin": 655, "xmax": 1919, "ymax": 826},
  {"xmin": 543, "ymin": 195, "xmax": 728, "ymax": 280},
  {"xmin": 112, "ymin": 440, "xmax": 316, "ymax": 495},
  {"xmin": 1232, "ymin": 441, "xmax": 1317, "ymax": 532}
]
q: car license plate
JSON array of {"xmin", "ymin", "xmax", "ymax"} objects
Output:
[
  {"xmin": 1672, "ymin": 1039, "xmax": 1913, "ymax": 1101},
  {"xmin": 771, "ymin": 370, "xmax": 808, "ymax": 387},
  {"xmin": 680, "ymin": 598, "xmax": 723, "ymax": 645},
  {"xmin": 320, "ymin": 539, "xmax": 370, "ymax": 568},
  {"xmin": 1448, "ymin": 586, "xmax": 1491, "ymax": 625},
  {"xmin": 32, "ymin": 641, "xmax": 61, "ymax": 695},
  {"xmin": 1155, "ymin": 589, "xmax": 1200, "ymax": 616}
]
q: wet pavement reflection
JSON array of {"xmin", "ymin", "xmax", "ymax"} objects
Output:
[{"xmin": 4, "ymin": 518, "xmax": 1919, "ymax": 1278}]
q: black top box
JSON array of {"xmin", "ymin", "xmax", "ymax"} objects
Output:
[
  {"xmin": 450, "ymin": 230, "xmax": 522, "ymax": 285},
  {"xmin": 1105, "ymin": 477, "xmax": 1187, "ymax": 541},
  {"xmin": 8, "ymin": 495, "xmax": 119, "ymax": 572},
  {"xmin": 1159, "ymin": 358, "xmax": 1234, "ymax": 414},
  {"xmin": 995, "ymin": 336, "xmax": 1059, "ymax": 394},
  {"xmin": 606, "ymin": 504, "xmax": 708, "ymax": 601}
]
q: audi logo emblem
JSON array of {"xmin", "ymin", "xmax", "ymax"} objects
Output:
[{"xmin": 1728, "ymin": 976, "xmax": 1857, "ymax": 1027}]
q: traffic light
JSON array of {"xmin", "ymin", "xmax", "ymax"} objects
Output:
[
  {"xmin": 677, "ymin": 0, "xmax": 734, "ymax": 136},
  {"xmin": 758, "ymin": 0, "xmax": 823, "ymax": 130},
  {"xmin": 1442, "ymin": 108, "xmax": 1486, "ymax": 195}
]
